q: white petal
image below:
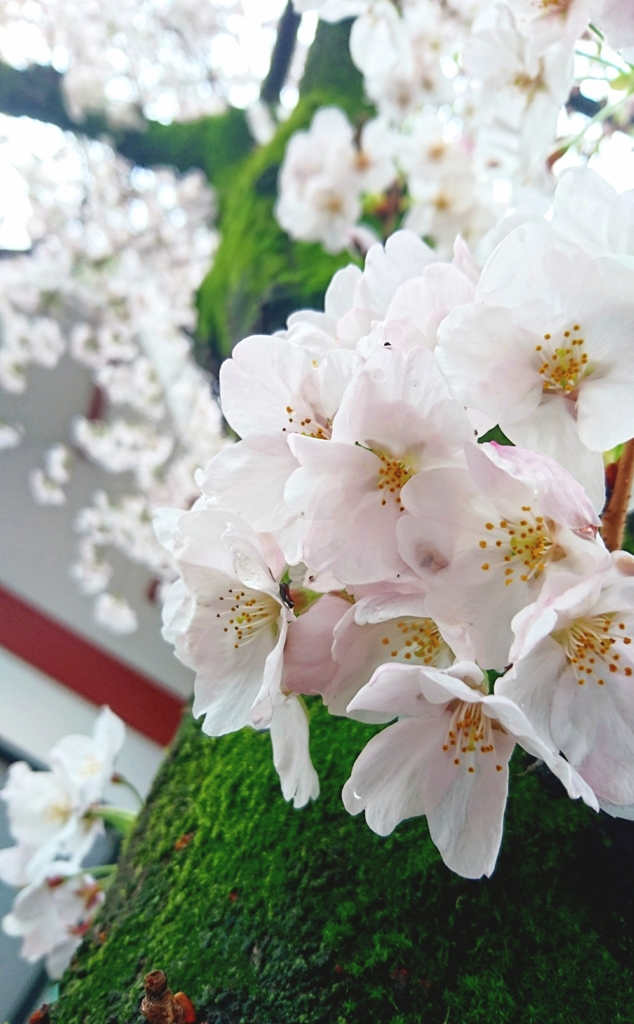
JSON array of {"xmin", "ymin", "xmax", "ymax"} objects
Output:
[
  {"xmin": 426, "ymin": 729, "xmax": 513, "ymax": 879},
  {"xmin": 342, "ymin": 714, "xmax": 452, "ymax": 835},
  {"xmin": 269, "ymin": 694, "xmax": 319, "ymax": 808}
]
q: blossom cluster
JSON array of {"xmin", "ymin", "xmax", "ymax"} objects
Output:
[
  {"xmin": 278, "ymin": 0, "xmax": 634, "ymax": 255},
  {"xmin": 0, "ymin": 708, "xmax": 126, "ymax": 977},
  {"xmin": 0, "ymin": 0, "xmax": 293, "ymax": 124},
  {"xmin": 0, "ymin": 130, "xmax": 229, "ymax": 634},
  {"xmin": 158, "ymin": 166, "xmax": 634, "ymax": 878}
]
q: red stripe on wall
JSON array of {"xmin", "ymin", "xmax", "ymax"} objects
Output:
[{"xmin": 0, "ymin": 584, "xmax": 184, "ymax": 745}]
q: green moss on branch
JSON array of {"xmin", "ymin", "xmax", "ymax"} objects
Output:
[{"xmin": 195, "ymin": 20, "xmax": 370, "ymax": 366}]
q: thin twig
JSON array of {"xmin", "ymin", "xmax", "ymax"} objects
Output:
[{"xmin": 601, "ymin": 438, "xmax": 634, "ymax": 551}]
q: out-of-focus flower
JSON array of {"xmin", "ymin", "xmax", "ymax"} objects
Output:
[
  {"xmin": 3, "ymin": 865, "xmax": 105, "ymax": 979},
  {"xmin": 92, "ymin": 593, "xmax": 139, "ymax": 635},
  {"xmin": 343, "ymin": 660, "xmax": 597, "ymax": 877}
]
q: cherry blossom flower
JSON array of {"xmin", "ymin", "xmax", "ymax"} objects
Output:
[
  {"xmin": 348, "ymin": 0, "xmax": 409, "ymax": 77},
  {"xmin": 0, "ymin": 422, "xmax": 23, "ymax": 449},
  {"xmin": 157, "ymin": 508, "xmax": 292, "ymax": 734},
  {"xmin": 498, "ymin": 553, "xmax": 634, "ymax": 807},
  {"xmin": 342, "ymin": 660, "xmax": 597, "ymax": 877},
  {"xmin": 2, "ymin": 865, "xmax": 105, "ymax": 979},
  {"xmin": 275, "ymin": 108, "xmax": 363, "ymax": 253},
  {"xmin": 464, "ymin": 2, "xmax": 576, "ymax": 177},
  {"xmin": 285, "ymin": 344, "xmax": 473, "ymax": 584},
  {"xmin": 437, "ymin": 223, "xmax": 634, "ymax": 509},
  {"xmin": 398, "ymin": 442, "xmax": 608, "ymax": 669},
  {"xmin": 333, "ymin": 231, "xmax": 438, "ymax": 349},
  {"xmin": 209, "ymin": 337, "xmax": 361, "ymax": 562},
  {"xmin": 326, "ymin": 588, "xmax": 455, "ymax": 719},
  {"xmin": 92, "ymin": 593, "xmax": 139, "ymax": 636},
  {"xmin": 0, "ymin": 708, "xmax": 125, "ymax": 883}
]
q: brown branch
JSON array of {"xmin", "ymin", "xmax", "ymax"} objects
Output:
[{"xmin": 601, "ymin": 438, "xmax": 634, "ymax": 551}]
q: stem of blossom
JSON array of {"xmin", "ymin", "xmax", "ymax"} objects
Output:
[
  {"xmin": 601, "ymin": 438, "xmax": 634, "ymax": 552},
  {"xmin": 550, "ymin": 94, "xmax": 632, "ymax": 165},
  {"xmin": 50, "ymin": 863, "xmax": 118, "ymax": 886},
  {"xmin": 85, "ymin": 805, "xmax": 138, "ymax": 836},
  {"xmin": 83, "ymin": 863, "xmax": 118, "ymax": 879},
  {"xmin": 111, "ymin": 771, "xmax": 144, "ymax": 806},
  {"xmin": 575, "ymin": 49, "xmax": 628, "ymax": 72},
  {"xmin": 588, "ymin": 22, "xmax": 605, "ymax": 41}
]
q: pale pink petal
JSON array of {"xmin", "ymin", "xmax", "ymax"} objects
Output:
[
  {"xmin": 551, "ymin": 167, "xmax": 615, "ymax": 256},
  {"xmin": 219, "ymin": 335, "xmax": 315, "ymax": 438},
  {"xmin": 508, "ymin": 572, "xmax": 606, "ymax": 662},
  {"xmin": 473, "ymin": 442, "xmax": 601, "ymax": 529},
  {"xmin": 384, "ymin": 264, "xmax": 474, "ymax": 351},
  {"xmin": 200, "ymin": 435, "xmax": 299, "ymax": 534},
  {"xmin": 282, "ymin": 594, "xmax": 350, "ymax": 695},
  {"xmin": 190, "ymin": 611, "xmax": 287, "ymax": 736},
  {"xmin": 577, "ymin": 373, "xmax": 634, "ymax": 453},
  {"xmin": 437, "ymin": 303, "xmax": 543, "ymax": 423},
  {"xmin": 483, "ymin": 693, "xmax": 598, "ymax": 808},
  {"xmin": 476, "ymin": 223, "xmax": 602, "ymax": 331},
  {"xmin": 552, "ymin": 659, "xmax": 634, "ymax": 805},
  {"xmin": 268, "ymin": 693, "xmax": 319, "ymax": 808},
  {"xmin": 426, "ymin": 727, "xmax": 514, "ymax": 879},
  {"xmin": 496, "ymin": 638, "xmax": 567, "ymax": 743},
  {"xmin": 342, "ymin": 713, "xmax": 452, "ymax": 835},
  {"xmin": 501, "ymin": 397, "xmax": 606, "ymax": 512}
]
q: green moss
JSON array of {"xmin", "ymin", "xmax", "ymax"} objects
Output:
[
  {"xmin": 117, "ymin": 108, "xmax": 255, "ymax": 188},
  {"xmin": 195, "ymin": 90, "xmax": 367, "ymax": 366},
  {"xmin": 299, "ymin": 20, "xmax": 366, "ymax": 105},
  {"xmin": 51, "ymin": 701, "xmax": 634, "ymax": 1024},
  {"xmin": 195, "ymin": 20, "xmax": 371, "ymax": 366}
]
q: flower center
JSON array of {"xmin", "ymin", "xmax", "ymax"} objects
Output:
[
  {"xmin": 216, "ymin": 587, "xmax": 280, "ymax": 649},
  {"xmin": 380, "ymin": 617, "xmax": 451, "ymax": 664},
  {"xmin": 442, "ymin": 699, "xmax": 506, "ymax": 773},
  {"xmin": 554, "ymin": 613, "xmax": 634, "ymax": 686},
  {"xmin": 47, "ymin": 799, "xmax": 73, "ymax": 825},
  {"xmin": 479, "ymin": 505, "xmax": 556, "ymax": 585},
  {"xmin": 535, "ymin": 324, "xmax": 591, "ymax": 396},
  {"xmin": 513, "ymin": 70, "xmax": 544, "ymax": 98},
  {"xmin": 376, "ymin": 450, "xmax": 415, "ymax": 510},
  {"xmin": 322, "ymin": 193, "xmax": 344, "ymax": 215},
  {"xmin": 282, "ymin": 404, "xmax": 330, "ymax": 439},
  {"xmin": 536, "ymin": 0, "xmax": 573, "ymax": 12},
  {"xmin": 78, "ymin": 756, "xmax": 102, "ymax": 778}
]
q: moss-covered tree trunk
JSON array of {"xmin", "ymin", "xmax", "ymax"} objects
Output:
[{"xmin": 51, "ymin": 702, "xmax": 634, "ymax": 1023}]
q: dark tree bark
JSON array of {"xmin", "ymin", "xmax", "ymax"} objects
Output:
[{"xmin": 260, "ymin": 1, "xmax": 302, "ymax": 107}]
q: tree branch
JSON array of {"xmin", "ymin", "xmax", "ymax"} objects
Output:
[
  {"xmin": 0, "ymin": 60, "xmax": 253, "ymax": 184},
  {"xmin": 260, "ymin": 1, "xmax": 301, "ymax": 107},
  {"xmin": 601, "ymin": 439, "xmax": 634, "ymax": 552}
]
